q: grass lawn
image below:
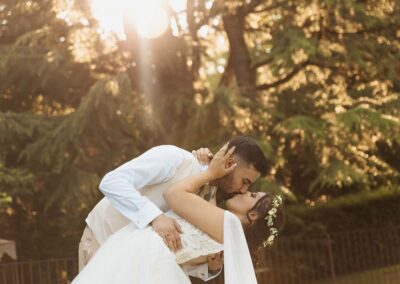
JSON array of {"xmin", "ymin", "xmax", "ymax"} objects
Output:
[{"xmin": 314, "ymin": 263, "xmax": 400, "ymax": 284}]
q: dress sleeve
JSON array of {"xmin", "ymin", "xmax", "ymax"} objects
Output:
[{"xmin": 223, "ymin": 211, "xmax": 258, "ymax": 284}]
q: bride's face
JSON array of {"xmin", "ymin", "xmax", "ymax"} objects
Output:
[{"xmin": 225, "ymin": 191, "xmax": 266, "ymax": 225}]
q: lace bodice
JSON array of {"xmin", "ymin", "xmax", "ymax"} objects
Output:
[{"xmin": 165, "ymin": 211, "xmax": 223, "ymax": 264}]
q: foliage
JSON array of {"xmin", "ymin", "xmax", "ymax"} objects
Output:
[
  {"xmin": 284, "ymin": 186, "xmax": 400, "ymax": 236},
  {"xmin": 0, "ymin": 0, "xmax": 399, "ymax": 259}
]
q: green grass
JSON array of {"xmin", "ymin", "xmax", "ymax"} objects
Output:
[{"xmin": 314, "ymin": 264, "xmax": 400, "ymax": 284}]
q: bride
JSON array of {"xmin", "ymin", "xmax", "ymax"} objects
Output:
[{"xmin": 72, "ymin": 144, "xmax": 284, "ymax": 284}]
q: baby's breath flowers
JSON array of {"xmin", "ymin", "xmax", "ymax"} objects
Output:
[{"xmin": 263, "ymin": 195, "xmax": 283, "ymax": 247}]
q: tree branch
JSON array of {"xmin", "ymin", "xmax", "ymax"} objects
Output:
[
  {"xmin": 252, "ymin": 1, "xmax": 285, "ymax": 13},
  {"xmin": 251, "ymin": 57, "xmax": 274, "ymax": 70},
  {"xmin": 193, "ymin": 0, "xmax": 224, "ymax": 31},
  {"xmin": 241, "ymin": 0, "xmax": 266, "ymax": 15},
  {"xmin": 256, "ymin": 61, "xmax": 309, "ymax": 90},
  {"xmin": 324, "ymin": 23, "xmax": 400, "ymax": 36},
  {"xmin": 219, "ymin": 53, "xmax": 233, "ymax": 87}
]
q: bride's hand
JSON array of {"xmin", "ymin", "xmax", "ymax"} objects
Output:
[{"xmin": 204, "ymin": 143, "xmax": 236, "ymax": 181}]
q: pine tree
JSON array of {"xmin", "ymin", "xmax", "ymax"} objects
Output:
[{"xmin": 0, "ymin": 0, "xmax": 399, "ymax": 259}]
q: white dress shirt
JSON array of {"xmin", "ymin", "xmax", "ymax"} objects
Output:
[{"xmin": 99, "ymin": 145, "xmax": 194, "ymax": 228}]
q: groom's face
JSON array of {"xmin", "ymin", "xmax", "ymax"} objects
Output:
[{"xmin": 215, "ymin": 158, "xmax": 260, "ymax": 200}]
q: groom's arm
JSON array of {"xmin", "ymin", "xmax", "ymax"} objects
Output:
[
  {"xmin": 182, "ymin": 263, "xmax": 222, "ymax": 281},
  {"xmin": 99, "ymin": 145, "xmax": 190, "ymax": 229}
]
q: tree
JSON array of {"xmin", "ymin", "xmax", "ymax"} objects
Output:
[{"xmin": 0, "ymin": 0, "xmax": 399, "ymax": 259}]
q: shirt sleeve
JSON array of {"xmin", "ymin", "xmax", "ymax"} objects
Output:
[{"xmin": 99, "ymin": 145, "xmax": 190, "ymax": 229}]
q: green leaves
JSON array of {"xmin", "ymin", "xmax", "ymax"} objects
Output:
[
  {"xmin": 0, "ymin": 193, "xmax": 12, "ymax": 208},
  {"xmin": 0, "ymin": 112, "xmax": 51, "ymax": 145},
  {"xmin": 274, "ymin": 115, "xmax": 327, "ymax": 145},
  {"xmin": 309, "ymin": 160, "xmax": 367, "ymax": 193},
  {"xmin": 337, "ymin": 107, "xmax": 400, "ymax": 135},
  {"xmin": 0, "ymin": 0, "xmax": 399, "ymax": 260},
  {"xmin": 0, "ymin": 161, "xmax": 35, "ymax": 195}
]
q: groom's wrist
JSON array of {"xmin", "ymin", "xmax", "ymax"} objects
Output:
[
  {"xmin": 208, "ymin": 267, "xmax": 221, "ymax": 274},
  {"xmin": 207, "ymin": 266, "xmax": 223, "ymax": 279}
]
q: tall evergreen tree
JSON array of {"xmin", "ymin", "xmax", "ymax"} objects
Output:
[{"xmin": 0, "ymin": 0, "xmax": 399, "ymax": 259}]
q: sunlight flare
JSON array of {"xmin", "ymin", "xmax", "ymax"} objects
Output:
[{"xmin": 90, "ymin": 0, "xmax": 188, "ymax": 39}]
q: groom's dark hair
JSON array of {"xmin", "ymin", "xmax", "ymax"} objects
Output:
[{"xmin": 227, "ymin": 136, "xmax": 270, "ymax": 176}]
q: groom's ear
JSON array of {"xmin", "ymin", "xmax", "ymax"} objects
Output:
[{"xmin": 226, "ymin": 157, "xmax": 236, "ymax": 168}]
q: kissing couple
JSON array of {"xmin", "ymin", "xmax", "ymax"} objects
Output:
[{"xmin": 73, "ymin": 136, "xmax": 285, "ymax": 283}]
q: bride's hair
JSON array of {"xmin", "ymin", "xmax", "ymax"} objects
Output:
[{"xmin": 244, "ymin": 192, "xmax": 285, "ymax": 258}]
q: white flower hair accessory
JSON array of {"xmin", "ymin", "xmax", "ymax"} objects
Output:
[{"xmin": 263, "ymin": 195, "xmax": 283, "ymax": 247}]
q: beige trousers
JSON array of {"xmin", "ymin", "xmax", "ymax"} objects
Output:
[{"xmin": 78, "ymin": 226, "xmax": 100, "ymax": 271}]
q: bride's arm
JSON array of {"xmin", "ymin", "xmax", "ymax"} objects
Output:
[{"xmin": 164, "ymin": 144, "xmax": 236, "ymax": 243}]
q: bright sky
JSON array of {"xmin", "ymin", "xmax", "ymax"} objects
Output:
[
  {"xmin": 90, "ymin": 0, "xmax": 187, "ymax": 39},
  {"xmin": 88, "ymin": 0, "xmax": 227, "ymax": 78}
]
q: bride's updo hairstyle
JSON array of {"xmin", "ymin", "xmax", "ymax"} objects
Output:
[{"xmin": 244, "ymin": 192, "xmax": 285, "ymax": 254}]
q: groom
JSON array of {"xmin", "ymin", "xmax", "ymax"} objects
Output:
[{"xmin": 79, "ymin": 136, "xmax": 269, "ymax": 281}]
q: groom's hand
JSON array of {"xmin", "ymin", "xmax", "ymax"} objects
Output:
[
  {"xmin": 151, "ymin": 214, "xmax": 183, "ymax": 252},
  {"xmin": 192, "ymin": 148, "xmax": 213, "ymax": 165}
]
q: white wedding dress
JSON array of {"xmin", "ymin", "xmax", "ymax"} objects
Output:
[{"xmin": 73, "ymin": 210, "xmax": 257, "ymax": 284}]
